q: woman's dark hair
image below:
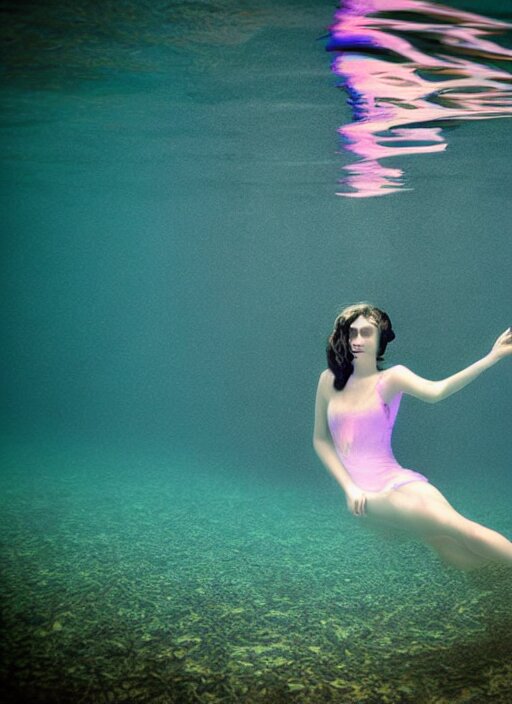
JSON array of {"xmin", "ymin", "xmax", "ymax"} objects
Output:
[{"xmin": 326, "ymin": 302, "xmax": 395, "ymax": 390}]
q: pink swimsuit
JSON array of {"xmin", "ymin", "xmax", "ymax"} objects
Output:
[{"xmin": 327, "ymin": 375, "xmax": 429, "ymax": 492}]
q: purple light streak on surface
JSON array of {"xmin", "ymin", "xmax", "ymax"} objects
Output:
[{"xmin": 329, "ymin": 0, "xmax": 512, "ymax": 197}]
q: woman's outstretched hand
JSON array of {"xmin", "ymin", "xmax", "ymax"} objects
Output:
[
  {"xmin": 345, "ymin": 483, "xmax": 368, "ymax": 516},
  {"xmin": 490, "ymin": 327, "xmax": 512, "ymax": 361}
]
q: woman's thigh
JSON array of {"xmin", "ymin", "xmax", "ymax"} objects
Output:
[
  {"xmin": 364, "ymin": 480, "xmax": 463, "ymax": 537},
  {"xmin": 397, "ymin": 480, "xmax": 454, "ymax": 507}
]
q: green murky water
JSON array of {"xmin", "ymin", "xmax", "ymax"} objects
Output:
[{"xmin": 1, "ymin": 1, "xmax": 511, "ymax": 701}]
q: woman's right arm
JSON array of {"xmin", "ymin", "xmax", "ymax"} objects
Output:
[{"xmin": 313, "ymin": 371, "xmax": 368, "ymax": 516}]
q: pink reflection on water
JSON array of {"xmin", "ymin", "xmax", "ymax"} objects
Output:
[{"xmin": 329, "ymin": 0, "xmax": 512, "ymax": 197}]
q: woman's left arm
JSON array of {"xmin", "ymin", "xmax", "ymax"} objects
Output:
[{"xmin": 389, "ymin": 327, "xmax": 512, "ymax": 403}]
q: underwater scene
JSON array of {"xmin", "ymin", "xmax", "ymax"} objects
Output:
[{"xmin": 1, "ymin": 0, "xmax": 512, "ymax": 702}]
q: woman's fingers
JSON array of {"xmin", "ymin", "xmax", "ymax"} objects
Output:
[
  {"xmin": 349, "ymin": 489, "xmax": 368, "ymax": 516},
  {"xmin": 498, "ymin": 328, "xmax": 512, "ymax": 351},
  {"xmin": 354, "ymin": 495, "xmax": 367, "ymax": 516},
  {"xmin": 491, "ymin": 328, "xmax": 512, "ymax": 358}
]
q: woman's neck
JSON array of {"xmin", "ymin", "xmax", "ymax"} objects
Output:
[{"xmin": 351, "ymin": 359, "xmax": 378, "ymax": 379}]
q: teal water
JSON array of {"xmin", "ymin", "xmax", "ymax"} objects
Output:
[{"xmin": 1, "ymin": 1, "xmax": 512, "ymax": 702}]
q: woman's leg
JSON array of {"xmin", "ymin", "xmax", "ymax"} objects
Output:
[
  {"xmin": 365, "ymin": 481, "xmax": 512, "ymax": 568},
  {"xmin": 423, "ymin": 534, "xmax": 490, "ymax": 571},
  {"xmin": 402, "ymin": 483, "xmax": 491, "ymax": 569}
]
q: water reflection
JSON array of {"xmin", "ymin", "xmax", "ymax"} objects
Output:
[{"xmin": 328, "ymin": 0, "xmax": 512, "ymax": 197}]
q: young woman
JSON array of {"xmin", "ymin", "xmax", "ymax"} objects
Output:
[{"xmin": 313, "ymin": 302, "xmax": 512, "ymax": 571}]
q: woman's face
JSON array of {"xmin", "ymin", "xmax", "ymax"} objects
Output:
[{"xmin": 348, "ymin": 315, "xmax": 379, "ymax": 359}]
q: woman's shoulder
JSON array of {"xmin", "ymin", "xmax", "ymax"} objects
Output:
[
  {"xmin": 378, "ymin": 365, "xmax": 407, "ymax": 402},
  {"xmin": 320, "ymin": 365, "xmax": 406, "ymax": 382},
  {"xmin": 319, "ymin": 368, "xmax": 335, "ymax": 388},
  {"xmin": 380, "ymin": 364, "xmax": 426, "ymax": 401},
  {"xmin": 320, "ymin": 367, "xmax": 335, "ymax": 381},
  {"xmin": 381, "ymin": 364, "xmax": 406, "ymax": 378},
  {"xmin": 318, "ymin": 368, "xmax": 337, "ymax": 399}
]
